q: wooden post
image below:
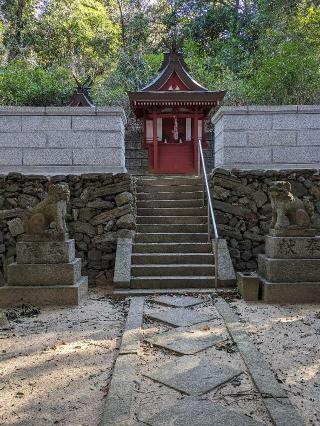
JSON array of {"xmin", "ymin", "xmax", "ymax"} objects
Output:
[
  {"xmin": 193, "ymin": 113, "xmax": 199, "ymax": 173},
  {"xmin": 153, "ymin": 111, "xmax": 158, "ymax": 171}
]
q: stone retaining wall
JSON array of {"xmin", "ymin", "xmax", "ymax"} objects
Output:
[
  {"xmin": 212, "ymin": 106, "xmax": 320, "ymax": 169},
  {"xmin": 0, "ymin": 106, "xmax": 127, "ymax": 175},
  {"xmin": 0, "ymin": 173, "xmax": 136, "ymax": 286},
  {"xmin": 211, "ymin": 168, "xmax": 320, "ymax": 272}
]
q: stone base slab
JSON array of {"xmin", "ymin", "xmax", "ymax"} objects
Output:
[
  {"xmin": 261, "ymin": 278, "xmax": 320, "ymax": 303},
  {"xmin": 16, "ymin": 240, "xmax": 75, "ymax": 264},
  {"xmin": 265, "ymin": 235, "xmax": 320, "ymax": 259},
  {"xmin": 237, "ymin": 272, "xmax": 260, "ymax": 301},
  {"xmin": 269, "ymin": 228, "xmax": 319, "ymax": 237},
  {"xmin": 7, "ymin": 258, "xmax": 81, "ymax": 286},
  {"xmin": 19, "ymin": 232, "xmax": 69, "ymax": 242},
  {"xmin": 0, "ymin": 276, "xmax": 88, "ymax": 307},
  {"xmin": 258, "ymin": 254, "xmax": 320, "ymax": 282}
]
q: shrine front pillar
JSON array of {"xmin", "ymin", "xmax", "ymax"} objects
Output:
[
  {"xmin": 193, "ymin": 113, "xmax": 199, "ymax": 172},
  {"xmin": 152, "ymin": 112, "xmax": 158, "ymax": 171}
]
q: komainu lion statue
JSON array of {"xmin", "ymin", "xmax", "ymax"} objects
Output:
[
  {"xmin": 270, "ymin": 181, "xmax": 314, "ymax": 229},
  {"xmin": 23, "ymin": 184, "xmax": 70, "ymax": 234}
]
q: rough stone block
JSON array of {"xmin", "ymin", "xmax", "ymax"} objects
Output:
[
  {"xmin": 0, "ymin": 276, "xmax": 88, "ymax": 307},
  {"xmin": 0, "ymin": 116, "xmax": 22, "ymax": 132},
  {"xmin": 73, "ymin": 148, "xmax": 123, "ymax": 166},
  {"xmin": 22, "ymin": 116, "xmax": 71, "ymax": 131},
  {"xmin": 47, "ymin": 131, "xmax": 96, "ymax": 148},
  {"xmin": 258, "ymin": 254, "xmax": 320, "ymax": 282},
  {"xmin": 223, "ymin": 114, "xmax": 272, "ymax": 131},
  {"xmin": 23, "ymin": 149, "xmax": 73, "ymax": 166},
  {"xmin": 217, "ymin": 238, "xmax": 236, "ymax": 286},
  {"xmin": 45, "ymin": 106, "xmax": 95, "ymax": 115},
  {"xmin": 0, "ymin": 149, "xmax": 23, "ymax": 165},
  {"xmin": 0, "ymin": 132, "xmax": 47, "ymax": 147},
  {"xmin": 72, "ymin": 116, "xmax": 123, "ymax": 132},
  {"xmin": 16, "ymin": 240, "xmax": 75, "ymax": 264},
  {"xmin": 273, "ymin": 147, "xmax": 320, "ymax": 164},
  {"xmin": 7, "ymin": 258, "xmax": 81, "ymax": 286},
  {"xmin": 7, "ymin": 218, "xmax": 24, "ymax": 236},
  {"xmin": 223, "ymin": 147, "xmax": 272, "ymax": 165},
  {"xmin": 219, "ymin": 131, "xmax": 247, "ymax": 148},
  {"xmin": 297, "ymin": 130, "xmax": 320, "ymax": 146},
  {"xmin": 248, "ymin": 130, "xmax": 297, "ymax": 147},
  {"xmin": 113, "ymin": 237, "xmax": 132, "ymax": 288},
  {"xmin": 237, "ymin": 272, "xmax": 260, "ymax": 301},
  {"xmin": 273, "ymin": 113, "xmax": 320, "ymax": 130},
  {"xmin": 265, "ymin": 236, "xmax": 320, "ymax": 259},
  {"xmin": 261, "ymin": 278, "xmax": 320, "ymax": 303},
  {"xmin": 96, "ymin": 131, "xmax": 123, "ymax": 147}
]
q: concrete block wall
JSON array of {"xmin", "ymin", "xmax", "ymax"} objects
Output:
[
  {"xmin": 0, "ymin": 107, "xmax": 127, "ymax": 175},
  {"xmin": 212, "ymin": 105, "xmax": 320, "ymax": 169}
]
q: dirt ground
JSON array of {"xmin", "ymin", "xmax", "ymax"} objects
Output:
[
  {"xmin": 0, "ymin": 290, "xmax": 128, "ymax": 426},
  {"xmin": 231, "ymin": 299, "xmax": 320, "ymax": 426}
]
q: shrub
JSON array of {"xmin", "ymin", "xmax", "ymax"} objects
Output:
[{"xmin": 0, "ymin": 61, "xmax": 74, "ymax": 106}]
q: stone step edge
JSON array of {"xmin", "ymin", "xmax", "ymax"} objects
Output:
[
  {"xmin": 131, "ymin": 276, "xmax": 215, "ymax": 280},
  {"xmin": 132, "ymin": 253, "xmax": 214, "ymax": 256},
  {"xmin": 113, "ymin": 288, "xmax": 215, "ymax": 296},
  {"xmin": 132, "ymin": 264, "xmax": 215, "ymax": 268}
]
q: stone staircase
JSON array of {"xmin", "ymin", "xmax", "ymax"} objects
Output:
[{"xmin": 131, "ymin": 175, "xmax": 216, "ymax": 289}]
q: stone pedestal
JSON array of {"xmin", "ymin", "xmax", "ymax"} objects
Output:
[
  {"xmin": 258, "ymin": 232, "xmax": 320, "ymax": 303},
  {"xmin": 0, "ymin": 234, "xmax": 88, "ymax": 307}
]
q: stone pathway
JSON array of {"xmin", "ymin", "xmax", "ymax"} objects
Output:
[{"xmin": 102, "ymin": 294, "xmax": 304, "ymax": 425}]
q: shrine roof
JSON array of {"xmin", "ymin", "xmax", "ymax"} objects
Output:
[{"xmin": 129, "ymin": 50, "xmax": 226, "ymax": 113}]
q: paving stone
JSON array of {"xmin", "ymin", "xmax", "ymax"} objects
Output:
[
  {"xmin": 144, "ymin": 356, "xmax": 242, "ymax": 396},
  {"xmin": 145, "ymin": 321, "xmax": 226, "ymax": 355},
  {"xmin": 141, "ymin": 397, "xmax": 263, "ymax": 426},
  {"xmin": 145, "ymin": 307, "xmax": 216, "ymax": 327},
  {"xmin": 152, "ymin": 295, "xmax": 203, "ymax": 308},
  {"xmin": 263, "ymin": 397, "xmax": 304, "ymax": 426}
]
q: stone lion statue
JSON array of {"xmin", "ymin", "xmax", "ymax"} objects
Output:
[
  {"xmin": 270, "ymin": 181, "xmax": 314, "ymax": 229},
  {"xmin": 23, "ymin": 184, "xmax": 70, "ymax": 234}
]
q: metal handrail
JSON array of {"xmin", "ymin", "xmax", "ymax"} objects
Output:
[{"xmin": 198, "ymin": 139, "xmax": 219, "ymax": 289}]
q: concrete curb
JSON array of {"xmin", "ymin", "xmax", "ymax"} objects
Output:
[
  {"xmin": 214, "ymin": 297, "xmax": 304, "ymax": 426},
  {"xmin": 101, "ymin": 296, "xmax": 145, "ymax": 426}
]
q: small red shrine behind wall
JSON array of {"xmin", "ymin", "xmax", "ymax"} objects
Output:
[{"xmin": 129, "ymin": 49, "xmax": 226, "ymax": 174}]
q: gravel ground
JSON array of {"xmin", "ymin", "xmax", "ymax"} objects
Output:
[
  {"xmin": 231, "ymin": 299, "xmax": 320, "ymax": 426},
  {"xmin": 0, "ymin": 290, "xmax": 128, "ymax": 426}
]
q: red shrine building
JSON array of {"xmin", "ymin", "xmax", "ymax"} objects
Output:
[{"xmin": 129, "ymin": 50, "xmax": 226, "ymax": 174}]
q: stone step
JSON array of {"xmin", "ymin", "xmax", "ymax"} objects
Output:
[
  {"xmin": 137, "ymin": 216, "xmax": 207, "ymax": 225},
  {"xmin": 113, "ymin": 288, "xmax": 214, "ymax": 296},
  {"xmin": 131, "ymin": 276, "xmax": 215, "ymax": 289},
  {"xmin": 137, "ymin": 199, "xmax": 203, "ymax": 208},
  {"xmin": 133, "ymin": 242, "xmax": 212, "ymax": 254},
  {"xmin": 136, "ymin": 224, "xmax": 207, "ymax": 233},
  {"xmin": 136, "ymin": 184, "xmax": 202, "ymax": 193},
  {"xmin": 138, "ymin": 207, "xmax": 207, "ymax": 216},
  {"xmin": 135, "ymin": 233, "xmax": 208, "ymax": 243},
  {"xmin": 138, "ymin": 176, "xmax": 201, "ymax": 185},
  {"xmin": 137, "ymin": 191, "xmax": 203, "ymax": 200},
  {"xmin": 132, "ymin": 253, "xmax": 215, "ymax": 265},
  {"xmin": 131, "ymin": 264, "xmax": 215, "ymax": 277}
]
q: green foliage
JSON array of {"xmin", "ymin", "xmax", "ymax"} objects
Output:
[
  {"xmin": 244, "ymin": 41, "xmax": 320, "ymax": 105},
  {"xmin": 0, "ymin": 61, "xmax": 74, "ymax": 105},
  {"xmin": 1, "ymin": 0, "xmax": 320, "ymax": 106},
  {"xmin": 33, "ymin": 0, "xmax": 121, "ymax": 77}
]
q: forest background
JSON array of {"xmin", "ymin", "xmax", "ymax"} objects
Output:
[{"xmin": 0, "ymin": 0, "xmax": 320, "ymax": 109}]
